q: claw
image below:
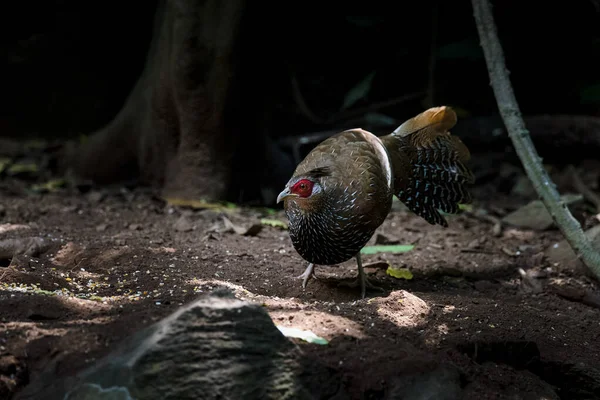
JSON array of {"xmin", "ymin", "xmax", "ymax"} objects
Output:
[
  {"xmin": 296, "ymin": 263, "xmax": 317, "ymax": 289},
  {"xmin": 337, "ymin": 253, "xmax": 385, "ymax": 298}
]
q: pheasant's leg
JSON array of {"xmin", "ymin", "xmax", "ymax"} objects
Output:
[
  {"xmin": 296, "ymin": 263, "xmax": 317, "ymax": 289},
  {"xmin": 338, "ymin": 253, "xmax": 385, "ymax": 298}
]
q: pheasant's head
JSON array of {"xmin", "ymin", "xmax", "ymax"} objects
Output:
[{"xmin": 276, "ymin": 167, "xmax": 330, "ymax": 213}]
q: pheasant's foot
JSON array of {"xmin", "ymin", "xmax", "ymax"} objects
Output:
[
  {"xmin": 342, "ymin": 252, "xmax": 385, "ymax": 298},
  {"xmin": 296, "ymin": 263, "xmax": 317, "ymax": 289}
]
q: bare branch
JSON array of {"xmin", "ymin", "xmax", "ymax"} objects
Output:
[
  {"xmin": 471, "ymin": 0, "xmax": 600, "ymax": 279},
  {"xmin": 290, "ymin": 75, "xmax": 325, "ymax": 124}
]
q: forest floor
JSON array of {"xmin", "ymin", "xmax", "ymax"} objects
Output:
[{"xmin": 2, "ymin": 156, "xmax": 600, "ymax": 399}]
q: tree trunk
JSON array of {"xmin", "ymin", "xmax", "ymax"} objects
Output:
[{"xmin": 65, "ymin": 0, "xmax": 245, "ymax": 201}]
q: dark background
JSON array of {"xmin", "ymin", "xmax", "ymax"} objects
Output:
[{"xmin": 3, "ymin": 2, "xmax": 599, "ymax": 138}]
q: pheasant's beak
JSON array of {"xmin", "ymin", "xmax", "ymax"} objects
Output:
[{"xmin": 277, "ymin": 187, "xmax": 292, "ymax": 204}]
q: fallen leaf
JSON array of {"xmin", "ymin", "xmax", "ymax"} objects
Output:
[
  {"xmin": 342, "ymin": 71, "xmax": 376, "ymax": 110},
  {"xmin": 276, "ymin": 326, "xmax": 328, "ymax": 345},
  {"xmin": 173, "ymin": 215, "xmax": 194, "ymax": 232},
  {"xmin": 374, "ymin": 233, "xmax": 400, "ymax": 245},
  {"xmin": 30, "ymin": 178, "xmax": 67, "ymax": 193},
  {"xmin": 23, "ymin": 139, "xmax": 47, "ymax": 150},
  {"xmin": 386, "ymin": 267, "xmax": 414, "ymax": 280},
  {"xmin": 0, "ymin": 224, "xmax": 30, "ymax": 234},
  {"xmin": 7, "ymin": 162, "xmax": 38, "ymax": 175},
  {"xmin": 361, "ymin": 245, "xmax": 414, "ymax": 255},
  {"xmin": 243, "ymin": 224, "xmax": 263, "ymax": 237},
  {"xmin": 260, "ymin": 218, "xmax": 288, "ymax": 230},
  {"xmin": 363, "ymin": 261, "xmax": 391, "ymax": 270},
  {"xmin": 260, "ymin": 208, "xmax": 278, "ymax": 216},
  {"xmin": 0, "ymin": 157, "xmax": 12, "ymax": 174},
  {"xmin": 164, "ymin": 197, "xmax": 236, "ymax": 211},
  {"xmin": 458, "ymin": 203, "xmax": 473, "ymax": 212},
  {"xmin": 222, "ymin": 216, "xmax": 263, "ymax": 236},
  {"xmin": 0, "ymin": 237, "xmax": 49, "ymax": 259},
  {"xmin": 501, "ymin": 193, "xmax": 582, "ymax": 230}
]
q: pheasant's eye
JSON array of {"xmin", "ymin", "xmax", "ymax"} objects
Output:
[{"xmin": 291, "ymin": 179, "xmax": 314, "ymax": 198}]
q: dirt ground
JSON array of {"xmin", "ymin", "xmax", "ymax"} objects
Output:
[{"xmin": 2, "ymin": 164, "xmax": 600, "ymax": 399}]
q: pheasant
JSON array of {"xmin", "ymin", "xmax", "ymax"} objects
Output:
[{"xmin": 277, "ymin": 106, "xmax": 474, "ymax": 298}]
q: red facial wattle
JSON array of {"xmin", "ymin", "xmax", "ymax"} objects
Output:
[{"xmin": 291, "ymin": 179, "xmax": 314, "ymax": 198}]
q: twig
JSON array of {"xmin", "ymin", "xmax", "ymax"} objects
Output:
[
  {"xmin": 327, "ymin": 91, "xmax": 426, "ymax": 124},
  {"xmin": 291, "ymin": 72, "xmax": 425, "ymax": 126},
  {"xmin": 567, "ymin": 165, "xmax": 600, "ymax": 213},
  {"xmin": 290, "ymin": 75, "xmax": 325, "ymax": 124},
  {"xmin": 472, "ymin": 0, "xmax": 600, "ymax": 280},
  {"xmin": 463, "ymin": 210, "xmax": 503, "ymax": 237},
  {"xmin": 424, "ymin": 0, "xmax": 439, "ymax": 108},
  {"xmin": 460, "ymin": 248, "xmax": 497, "ymax": 254}
]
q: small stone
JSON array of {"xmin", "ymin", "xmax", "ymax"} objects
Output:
[
  {"xmin": 375, "ymin": 233, "xmax": 400, "ymax": 245},
  {"xmin": 173, "ymin": 216, "xmax": 194, "ymax": 232},
  {"xmin": 546, "ymin": 224, "xmax": 600, "ymax": 276},
  {"xmin": 502, "ymin": 193, "xmax": 582, "ymax": 230},
  {"xmin": 510, "ymin": 175, "xmax": 536, "ymax": 198},
  {"xmin": 86, "ymin": 191, "xmax": 105, "ymax": 204},
  {"xmin": 0, "ymin": 237, "xmax": 49, "ymax": 259},
  {"xmin": 243, "ymin": 224, "xmax": 263, "ymax": 237},
  {"xmin": 96, "ymin": 224, "xmax": 108, "ymax": 232}
]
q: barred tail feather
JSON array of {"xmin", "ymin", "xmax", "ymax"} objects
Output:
[{"xmin": 382, "ymin": 106, "xmax": 474, "ymax": 227}]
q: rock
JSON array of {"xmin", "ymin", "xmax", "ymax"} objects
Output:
[
  {"xmin": 546, "ymin": 224, "xmax": 600, "ymax": 276},
  {"xmin": 173, "ymin": 215, "xmax": 194, "ymax": 232},
  {"xmin": 95, "ymin": 224, "xmax": 108, "ymax": 232},
  {"xmin": 86, "ymin": 191, "xmax": 105, "ymax": 204},
  {"xmin": 222, "ymin": 216, "xmax": 263, "ymax": 236},
  {"xmin": 242, "ymin": 223, "xmax": 263, "ymax": 237},
  {"xmin": 501, "ymin": 193, "xmax": 582, "ymax": 230},
  {"xmin": 375, "ymin": 233, "xmax": 400, "ymax": 245},
  {"xmin": 17, "ymin": 289, "xmax": 321, "ymax": 400},
  {"xmin": 0, "ymin": 237, "xmax": 49, "ymax": 259},
  {"xmin": 510, "ymin": 175, "xmax": 536, "ymax": 198},
  {"xmin": 0, "ymin": 224, "xmax": 30, "ymax": 234}
]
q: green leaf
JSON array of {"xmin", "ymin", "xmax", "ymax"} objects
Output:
[
  {"xmin": 360, "ymin": 245, "xmax": 414, "ymax": 255},
  {"xmin": 386, "ymin": 267, "xmax": 414, "ymax": 280},
  {"xmin": 23, "ymin": 139, "xmax": 47, "ymax": 150},
  {"xmin": 0, "ymin": 157, "xmax": 12, "ymax": 174},
  {"xmin": 260, "ymin": 218, "xmax": 288, "ymax": 230},
  {"xmin": 276, "ymin": 326, "xmax": 328, "ymax": 345},
  {"xmin": 363, "ymin": 112, "xmax": 398, "ymax": 127},
  {"xmin": 32, "ymin": 289, "xmax": 57, "ymax": 296},
  {"xmin": 437, "ymin": 38, "xmax": 483, "ymax": 61},
  {"xmin": 342, "ymin": 71, "xmax": 376, "ymax": 110},
  {"xmin": 30, "ymin": 178, "xmax": 67, "ymax": 193},
  {"xmin": 345, "ymin": 16, "xmax": 386, "ymax": 28},
  {"xmin": 164, "ymin": 197, "xmax": 237, "ymax": 212},
  {"xmin": 580, "ymin": 83, "xmax": 600, "ymax": 104},
  {"xmin": 458, "ymin": 203, "xmax": 473, "ymax": 212},
  {"xmin": 7, "ymin": 162, "xmax": 38, "ymax": 175}
]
